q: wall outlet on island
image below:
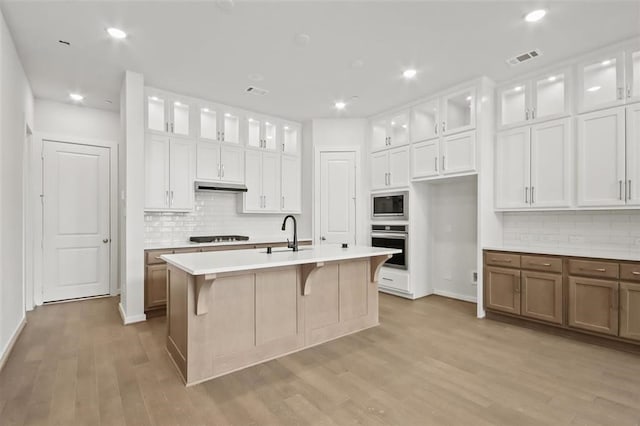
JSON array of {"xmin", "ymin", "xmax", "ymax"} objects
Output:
[{"xmin": 472, "ymin": 271, "xmax": 478, "ymax": 285}]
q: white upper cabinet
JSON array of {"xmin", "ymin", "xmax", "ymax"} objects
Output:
[
  {"xmin": 246, "ymin": 116, "xmax": 279, "ymax": 151},
  {"xmin": 627, "ymin": 49, "xmax": 640, "ymax": 103},
  {"xmin": 370, "ymin": 110, "xmax": 410, "ymax": 152},
  {"xmin": 199, "ymin": 105, "xmax": 241, "ymax": 144},
  {"xmin": 411, "ymin": 139, "xmax": 439, "ymax": 179},
  {"xmin": 442, "ymin": 87, "xmax": 475, "ymax": 135},
  {"xmin": 441, "ymin": 131, "xmax": 476, "ymax": 175},
  {"xmin": 282, "ymin": 123, "xmax": 301, "ymax": 155},
  {"xmin": 243, "ymin": 151, "xmax": 281, "ymax": 212},
  {"xmin": 370, "ymin": 146, "xmax": 409, "ymax": 190},
  {"xmin": 281, "ymin": 155, "xmax": 302, "ymax": 212},
  {"xmin": 146, "ymin": 90, "xmax": 193, "ymax": 137},
  {"xmin": 496, "ymin": 127, "xmax": 531, "ymax": 209},
  {"xmin": 577, "ymin": 106, "xmax": 626, "ymax": 207},
  {"xmin": 196, "ymin": 142, "xmax": 244, "ymax": 184},
  {"xmin": 410, "ymin": 99, "xmax": 439, "ymax": 143},
  {"xmin": 578, "ymin": 52, "xmax": 625, "ymax": 113},
  {"xmin": 627, "ymin": 103, "xmax": 640, "ymax": 205},
  {"xmin": 498, "ymin": 68, "xmax": 570, "ymax": 129}
]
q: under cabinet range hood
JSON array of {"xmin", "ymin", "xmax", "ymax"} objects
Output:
[{"xmin": 194, "ymin": 181, "xmax": 248, "ymax": 193}]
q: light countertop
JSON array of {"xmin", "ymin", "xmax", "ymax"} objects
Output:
[
  {"xmin": 483, "ymin": 245, "xmax": 640, "ymax": 262},
  {"xmin": 145, "ymin": 237, "xmax": 313, "ymax": 251},
  {"xmin": 161, "ymin": 245, "xmax": 401, "ymax": 276}
]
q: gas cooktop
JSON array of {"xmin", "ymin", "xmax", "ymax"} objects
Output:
[{"xmin": 190, "ymin": 235, "xmax": 250, "ymax": 243}]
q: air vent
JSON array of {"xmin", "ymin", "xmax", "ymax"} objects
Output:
[
  {"xmin": 246, "ymin": 86, "xmax": 269, "ymax": 96},
  {"xmin": 506, "ymin": 49, "xmax": 543, "ymax": 66}
]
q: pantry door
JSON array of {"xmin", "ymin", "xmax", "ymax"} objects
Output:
[
  {"xmin": 318, "ymin": 151, "xmax": 357, "ymax": 245},
  {"xmin": 42, "ymin": 140, "xmax": 111, "ymax": 302}
]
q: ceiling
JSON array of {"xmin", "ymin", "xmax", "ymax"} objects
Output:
[{"xmin": 1, "ymin": 1, "xmax": 639, "ymax": 121}]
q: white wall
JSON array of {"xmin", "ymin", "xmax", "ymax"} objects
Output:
[
  {"xmin": 34, "ymin": 99, "xmax": 119, "ymax": 141},
  {"xmin": 0, "ymin": 8, "xmax": 34, "ymax": 364},
  {"xmin": 429, "ymin": 177, "xmax": 478, "ymax": 302},
  {"xmin": 309, "ymin": 119, "xmax": 369, "ymax": 245}
]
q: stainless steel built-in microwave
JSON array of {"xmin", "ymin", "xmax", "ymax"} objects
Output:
[{"xmin": 371, "ymin": 191, "xmax": 408, "ymax": 220}]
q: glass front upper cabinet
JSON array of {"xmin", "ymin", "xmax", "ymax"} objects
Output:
[
  {"xmin": 499, "ymin": 83, "xmax": 529, "ymax": 127},
  {"xmin": 283, "ymin": 124, "xmax": 300, "ymax": 155},
  {"xmin": 629, "ymin": 49, "xmax": 640, "ymax": 102},
  {"xmin": 443, "ymin": 88, "xmax": 475, "ymax": 134},
  {"xmin": 263, "ymin": 121, "xmax": 278, "ymax": 150},
  {"xmin": 533, "ymin": 69, "xmax": 569, "ymax": 121},
  {"xmin": 247, "ymin": 117, "xmax": 262, "ymax": 148},
  {"xmin": 199, "ymin": 107, "xmax": 218, "ymax": 140},
  {"xmin": 147, "ymin": 94, "xmax": 167, "ymax": 133},
  {"xmin": 389, "ymin": 112, "xmax": 409, "ymax": 146},
  {"xmin": 410, "ymin": 99, "xmax": 439, "ymax": 143},
  {"xmin": 171, "ymin": 100, "xmax": 191, "ymax": 136},
  {"xmin": 222, "ymin": 111, "xmax": 240, "ymax": 144},
  {"xmin": 578, "ymin": 52, "xmax": 624, "ymax": 112}
]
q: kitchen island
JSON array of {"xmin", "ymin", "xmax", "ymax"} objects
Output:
[{"xmin": 161, "ymin": 245, "xmax": 400, "ymax": 386}]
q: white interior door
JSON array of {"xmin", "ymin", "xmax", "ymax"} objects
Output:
[
  {"xmin": 43, "ymin": 141, "xmax": 110, "ymax": 302},
  {"xmin": 319, "ymin": 151, "xmax": 356, "ymax": 245}
]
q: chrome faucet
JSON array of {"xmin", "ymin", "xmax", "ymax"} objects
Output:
[{"xmin": 281, "ymin": 215, "xmax": 298, "ymax": 252}]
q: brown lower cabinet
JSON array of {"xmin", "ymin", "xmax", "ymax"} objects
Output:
[
  {"xmin": 144, "ymin": 240, "xmax": 311, "ymax": 314},
  {"xmin": 484, "ymin": 250, "xmax": 640, "ymax": 347}
]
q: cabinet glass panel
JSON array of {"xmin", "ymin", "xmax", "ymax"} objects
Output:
[
  {"xmin": 632, "ymin": 50, "xmax": 640, "ymax": 99},
  {"xmin": 147, "ymin": 95, "xmax": 166, "ymax": 132},
  {"xmin": 535, "ymin": 73, "xmax": 565, "ymax": 119},
  {"xmin": 172, "ymin": 101, "xmax": 190, "ymax": 136},
  {"xmin": 411, "ymin": 100, "xmax": 438, "ymax": 142},
  {"xmin": 283, "ymin": 125, "xmax": 299, "ymax": 154},
  {"xmin": 389, "ymin": 113, "xmax": 409, "ymax": 145},
  {"xmin": 200, "ymin": 107, "xmax": 218, "ymax": 140},
  {"xmin": 582, "ymin": 57, "xmax": 618, "ymax": 109},
  {"xmin": 264, "ymin": 121, "xmax": 277, "ymax": 150},
  {"xmin": 446, "ymin": 90, "xmax": 473, "ymax": 131},
  {"xmin": 372, "ymin": 119, "xmax": 388, "ymax": 149},
  {"xmin": 247, "ymin": 118, "xmax": 261, "ymax": 148},
  {"xmin": 223, "ymin": 112, "xmax": 240, "ymax": 143},
  {"xmin": 501, "ymin": 85, "xmax": 527, "ymax": 126}
]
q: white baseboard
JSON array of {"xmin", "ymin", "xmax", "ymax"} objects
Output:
[
  {"xmin": 378, "ymin": 286, "xmax": 415, "ymax": 299},
  {"xmin": 432, "ymin": 289, "xmax": 478, "ymax": 303},
  {"xmin": 118, "ymin": 302, "xmax": 146, "ymax": 325},
  {"xmin": 0, "ymin": 316, "xmax": 27, "ymax": 372}
]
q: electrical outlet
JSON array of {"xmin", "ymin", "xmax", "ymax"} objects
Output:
[{"xmin": 472, "ymin": 271, "xmax": 478, "ymax": 285}]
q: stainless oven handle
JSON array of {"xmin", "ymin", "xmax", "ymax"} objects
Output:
[{"xmin": 371, "ymin": 233, "xmax": 407, "ymax": 239}]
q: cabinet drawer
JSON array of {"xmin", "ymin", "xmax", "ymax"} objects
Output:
[
  {"xmin": 485, "ymin": 252, "xmax": 521, "ymax": 268},
  {"xmin": 173, "ymin": 247, "xmax": 200, "ymax": 254},
  {"xmin": 521, "ymin": 255, "xmax": 562, "ymax": 273},
  {"xmin": 378, "ymin": 269, "xmax": 410, "ymax": 293},
  {"xmin": 146, "ymin": 249, "xmax": 173, "ymax": 265},
  {"xmin": 620, "ymin": 263, "xmax": 640, "ymax": 283},
  {"xmin": 569, "ymin": 259, "xmax": 619, "ymax": 279}
]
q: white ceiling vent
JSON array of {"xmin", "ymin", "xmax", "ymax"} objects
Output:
[
  {"xmin": 246, "ymin": 86, "xmax": 269, "ymax": 96},
  {"xmin": 506, "ymin": 49, "xmax": 543, "ymax": 66}
]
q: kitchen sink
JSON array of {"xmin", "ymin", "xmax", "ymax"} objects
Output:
[{"xmin": 261, "ymin": 247, "xmax": 313, "ymax": 254}]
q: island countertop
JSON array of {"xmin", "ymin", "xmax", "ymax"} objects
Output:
[{"xmin": 161, "ymin": 245, "xmax": 401, "ymax": 276}]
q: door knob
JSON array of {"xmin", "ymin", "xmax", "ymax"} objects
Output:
[
  {"xmin": 103, "ymin": 239, "xmax": 109, "ymax": 244},
  {"xmin": 321, "ymin": 236, "xmax": 326, "ymax": 241}
]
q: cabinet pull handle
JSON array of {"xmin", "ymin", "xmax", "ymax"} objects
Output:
[
  {"xmin": 632, "ymin": 271, "xmax": 640, "ymax": 275},
  {"xmin": 532, "ymin": 262, "xmax": 552, "ymax": 267},
  {"xmin": 434, "ymin": 157, "xmax": 438, "ymax": 172},
  {"xmin": 617, "ymin": 87, "xmax": 624, "ymax": 100},
  {"xmin": 525, "ymin": 109, "xmax": 530, "ymax": 120},
  {"xmin": 619, "ymin": 180, "xmax": 623, "ymax": 200},
  {"xmin": 629, "ymin": 180, "xmax": 632, "ymax": 201},
  {"xmin": 531, "ymin": 186, "xmax": 535, "ymax": 204},
  {"xmin": 222, "ymin": 131, "xmax": 225, "ymax": 141},
  {"xmin": 170, "ymin": 190, "xmax": 174, "ymax": 206},
  {"xmin": 281, "ymin": 196, "xmax": 285, "ymax": 209},
  {"xmin": 165, "ymin": 122, "xmax": 169, "ymax": 132},
  {"xmin": 492, "ymin": 258, "xmax": 512, "ymax": 263},
  {"xmin": 525, "ymin": 187, "xmax": 529, "ymax": 203},
  {"xmin": 441, "ymin": 121, "xmax": 446, "ymax": 133},
  {"xmin": 531, "ymin": 108, "xmax": 536, "ymax": 120},
  {"xmin": 580, "ymin": 267, "xmax": 606, "ymax": 272},
  {"xmin": 221, "ymin": 164, "xmax": 225, "ymax": 178},
  {"xmin": 514, "ymin": 278, "xmax": 521, "ymax": 293},
  {"xmin": 171, "ymin": 123, "xmax": 174, "ymax": 133},
  {"xmin": 165, "ymin": 190, "xmax": 169, "ymax": 206},
  {"xmin": 217, "ymin": 163, "xmax": 221, "ymax": 177},
  {"xmin": 628, "ymin": 86, "xmax": 632, "ymax": 99},
  {"xmin": 434, "ymin": 123, "xmax": 438, "ymax": 135},
  {"xmin": 382, "ymin": 277, "xmax": 393, "ymax": 282},
  {"xmin": 442, "ymin": 155, "xmax": 446, "ymax": 171}
]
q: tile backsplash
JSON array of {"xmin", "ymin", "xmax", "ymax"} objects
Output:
[
  {"xmin": 144, "ymin": 192, "xmax": 300, "ymax": 245},
  {"xmin": 502, "ymin": 211, "xmax": 640, "ymax": 254}
]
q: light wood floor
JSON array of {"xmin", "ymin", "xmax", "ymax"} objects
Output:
[{"xmin": 1, "ymin": 295, "xmax": 640, "ymax": 426}]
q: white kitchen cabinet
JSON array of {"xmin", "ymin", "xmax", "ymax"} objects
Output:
[
  {"xmin": 498, "ymin": 68, "xmax": 570, "ymax": 129},
  {"xmin": 196, "ymin": 142, "xmax": 244, "ymax": 183},
  {"xmin": 628, "ymin": 49, "xmax": 640, "ymax": 103},
  {"xmin": 282, "ymin": 122, "xmax": 301, "ymax": 156},
  {"xmin": 626, "ymin": 103, "xmax": 640, "ymax": 205},
  {"xmin": 370, "ymin": 110, "xmax": 410, "ymax": 152},
  {"xmin": 442, "ymin": 131, "xmax": 476, "ymax": 175},
  {"xmin": 247, "ymin": 116, "xmax": 278, "ymax": 151},
  {"xmin": 410, "ymin": 98, "xmax": 439, "ymax": 143},
  {"xmin": 281, "ymin": 155, "xmax": 301, "ymax": 212},
  {"xmin": 243, "ymin": 151, "xmax": 281, "ymax": 212},
  {"xmin": 442, "ymin": 87, "xmax": 475, "ymax": 135},
  {"xmin": 145, "ymin": 134, "xmax": 195, "ymax": 211},
  {"xmin": 411, "ymin": 139, "xmax": 439, "ymax": 178},
  {"xmin": 199, "ymin": 104, "xmax": 241, "ymax": 144},
  {"xmin": 496, "ymin": 118, "xmax": 572, "ymax": 210},
  {"xmin": 146, "ymin": 90, "xmax": 193, "ymax": 137},
  {"xmin": 577, "ymin": 106, "xmax": 626, "ymax": 207},
  {"xmin": 577, "ymin": 52, "xmax": 626, "ymax": 113},
  {"xmin": 371, "ymin": 146, "xmax": 409, "ymax": 190}
]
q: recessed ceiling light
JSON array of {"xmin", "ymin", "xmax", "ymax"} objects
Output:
[
  {"xmin": 587, "ymin": 86, "xmax": 601, "ymax": 92},
  {"xmin": 106, "ymin": 27, "xmax": 127, "ymax": 39},
  {"xmin": 601, "ymin": 59, "xmax": 612, "ymax": 66},
  {"xmin": 391, "ymin": 121, "xmax": 396, "ymax": 125},
  {"xmin": 224, "ymin": 113, "xmax": 232, "ymax": 117},
  {"xmin": 514, "ymin": 86, "xmax": 523, "ymax": 92},
  {"xmin": 150, "ymin": 96, "xmax": 159, "ymax": 101},
  {"xmin": 335, "ymin": 101, "xmax": 346, "ymax": 110},
  {"xmin": 402, "ymin": 124, "xmax": 407, "ymax": 129},
  {"xmin": 524, "ymin": 9, "xmax": 547, "ymax": 23},
  {"xmin": 284, "ymin": 126, "xmax": 289, "ymax": 130},
  {"xmin": 174, "ymin": 101, "xmax": 182, "ymax": 106},
  {"xmin": 466, "ymin": 96, "xmax": 472, "ymax": 101},
  {"xmin": 69, "ymin": 93, "xmax": 84, "ymax": 101},
  {"xmin": 548, "ymin": 76, "xmax": 557, "ymax": 82},
  {"xmin": 202, "ymin": 107, "xmax": 209, "ymax": 112},
  {"xmin": 402, "ymin": 69, "xmax": 417, "ymax": 79}
]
